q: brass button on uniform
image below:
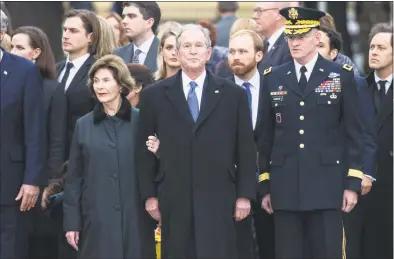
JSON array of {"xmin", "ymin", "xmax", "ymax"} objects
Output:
[
  {"xmin": 300, "ymin": 115, "xmax": 305, "ymax": 120},
  {"xmin": 328, "ymin": 101, "xmax": 331, "ymax": 104},
  {"xmin": 300, "ymin": 143, "xmax": 305, "ymax": 148},
  {"xmin": 300, "ymin": 101, "xmax": 305, "ymax": 106},
  {"xmin": 299, "ymin": 129, "xmax": 304, "ymax": 135}
]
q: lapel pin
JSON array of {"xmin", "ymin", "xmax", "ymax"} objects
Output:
[
  {"xmin": 287, "ymin": 71, "xmax": 291, "ymax": 75},
  {"xmin": 214, "ymin": 90, "xmax": 219, "ymax": 93},
  {"xmin": 4, "ymin": 71, "xmax": 7, "ymax": 75},
  {"xmin": 319, "ymin": 68, "xmax": 324, "ymax": 72}
]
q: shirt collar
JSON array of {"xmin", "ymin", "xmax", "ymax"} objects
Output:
[
  {"xmin": 374, "ymin": 72, "xmax": 393, "ymax": 85},
  {"xmin": 0, "ymin": 49, "xmax": 3, "ymax": 63},
  {"xmin": 182, "ymin": 70, "xmax": 207, "ymax": 89},
  {"xmin": 134, "ymin": 35, "xmax": 155, "ymax": 54},
  {"xmin": 66, "ymin": 53, "xmax": 90, "ymax": 71},
  {"xmin": 294, "ymin": 53, "xmax": 319, "ymax": 75},
  {"xmin": 268, "ymin": 27, "xmax": 285, "ymax": 48},
  {"xmin": 234, "ymin": 69, "xmax": 260, "ymax": 88}
]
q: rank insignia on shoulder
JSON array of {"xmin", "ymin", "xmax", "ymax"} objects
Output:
[
  {"xmin": 264, "ymin": 67, "xmax": 272, "ymax": 75},
  {"xmin": 343, "ymin": 64, "xmax": 353, "ymax": 71}
]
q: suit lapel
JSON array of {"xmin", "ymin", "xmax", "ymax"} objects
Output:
[
  {"xmin": 195, "ymin": 71, "xmax": 224, "ymax": 130},
  {"xmin": 303, "ymin": 55, "xmax": 330, "ymax": 98},
  {"xmin": 144, "ymin": 36, "xmax": 159, "ymax": 71},
  {"xmin": 127, "ymin": 44, "xmax": 134, "ymax": 63},
  {"xmin": 377, "ymin": 82, "xmax": 393, "ymax": 131},
  {"xmin": 255, "ymin": 73, "xmax": 264, "ymax": 134},
  {"xmin": 165, "ymin": 71, "xmax": 195, "ymax": 125},
  {"xmin": 0, "ymin": 51, "xmax": 12, "ymax": 88},
  {"xmin": 66, "ymin": 55, "xmax": 94, "ymax": 92},
  {"xmin": 56, "ymin": 60, "xmax": 66, "ymax": 78},
  {"xmin": 284, "ymin": 63, "xmax": 303, "ymax": 97}
]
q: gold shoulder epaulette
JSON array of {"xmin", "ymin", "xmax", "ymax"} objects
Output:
[
  {"xmin": 264, "ymin": 67, "xmax": 272, "ymax": 75},
  {"xmin": 343, "ymin": 64, "xmax": 353, "ymax": 71}
]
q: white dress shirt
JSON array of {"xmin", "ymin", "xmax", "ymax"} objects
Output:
[
  {"xmin": 234, "ymin": 71, "xmax": 261, "ymax": 130},
  {"xmin": 0, "ymin": 49, "xmax": 3, "ymax": 63},
  {"xmin": 182, "ymin": 70, "xmax": 206, "ymax": 109},
  {"xmin": 374, "ymin": 72, "xmax": 393, "ymax": 94},
  {"xmin": 267, "ymin": 27, "xmax": 285, "ymax": 52},
  {"xmin": 133, "ymin": 35, "xmax": 155, "ymax": 65},
  {"xmin": 58, "ymin": 53, "xmax": 90, "ymax": 91},
  {"xmin": 294, "ymin": 53, "xmax": 319, "ymax": 82}
]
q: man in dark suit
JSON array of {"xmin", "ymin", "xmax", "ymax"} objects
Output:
[
  {"xmin": 114, "ymin": 2, "xmax": 161, "ymax": 72},
  {"xmin": 215, "ymin": 2, "xmax": 238, "ymax": 48},
  {"xmin": 56, "ymin": 9, "xmax": 99, "ymax": 159},
  {"xmin": 346, "ymin": 23, "xmax": 393, "ymax": 259},
  {"xmin": 137, "ymin": 24, "xmax": 256, "ymax": 259},
  {"xmin": 252, "ymin": 2, "xmax": 293, "ymax": 72},
  {"xmin": 258, "ymin": 7, "xmax": 364, "ymax": 258},
  {"xmin": 0, "ymin": 10, "xmax": 46, "ymax": 259},
  {"xmin": 227, "ymin": 29, "xmax": 274, "ymax": 259}
]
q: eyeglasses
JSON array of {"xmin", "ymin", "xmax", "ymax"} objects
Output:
[{"xmin": 252, "ymin": 8, "xmax": 278, "ymax": 16}]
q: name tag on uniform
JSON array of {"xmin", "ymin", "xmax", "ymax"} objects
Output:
[{"xmin": 270, "ymin": 91, "xmax": 288, "ymax": 96}]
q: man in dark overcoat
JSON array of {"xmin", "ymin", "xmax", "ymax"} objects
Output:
[{"xmin": 137, "ymin": 24, "xmax": 256, "ymax": 259}]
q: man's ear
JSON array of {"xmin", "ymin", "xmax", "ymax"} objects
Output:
[
  {"xmin": 330, "ymin": 49, "xmax": 339, "ymax": 61},
  {"xmin": 255, "ymin": 50, "xmax": 263, "ymax": 63}
]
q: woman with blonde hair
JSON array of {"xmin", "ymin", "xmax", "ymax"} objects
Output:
[
  {"xmin": 63, "ymin": 54, "xmax": 156, "ymax": 259},
  {"xmin": 105, "ymin": 12, "xmax": 129, "ymax": 46},
  {"xmin": 155, "ymin": 27, "xmax": 182, "ymax": 81},
  {"xmin": 95, "ymin": 16, "xmax": 119, "ymax": 59}
]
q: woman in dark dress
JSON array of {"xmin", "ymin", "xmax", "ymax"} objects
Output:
[{"xmin": 63, "ymin": 54, "xmax": 156, "ymax": 259}]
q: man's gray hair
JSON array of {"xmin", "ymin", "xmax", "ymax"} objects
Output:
[
  {"xmin": 176, "ymin": 24, "xmax": 211, "ymax": 49},
  {"xmin": 0, "ymin": 10, "xmax": 8, "ymax": 32}
]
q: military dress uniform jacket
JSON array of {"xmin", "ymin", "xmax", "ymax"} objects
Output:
[{"xmin": 257, "ymin": 55, "xmax": 364, "ymax": 211}]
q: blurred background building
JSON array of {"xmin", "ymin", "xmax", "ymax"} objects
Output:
[{"xmin": 1, "ymin": 1, "xmax": 392, "ymax": 75}]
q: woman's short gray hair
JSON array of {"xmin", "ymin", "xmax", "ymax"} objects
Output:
[
  {"xmin": 176, "ymin": 24, "xmax": 211, "ymax": 50},
  {"xmin": 0, "ymin": 10, "xmax": 8, "ymax": 31}
]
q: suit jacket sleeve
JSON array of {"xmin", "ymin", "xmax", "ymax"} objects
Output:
[
  {"xmin": 136, "ymin": 87, "xmax": 159, "ymax": 201},
  {"xmin": 355, "ymin": 76, "xmax": 377, "ymax": 178},
  {"xmin": 63, "ymin": 120, "xmax": 83, "ymax": 231},
  {"xmin": 257, "ymin": 73, "xmax": 275, "ymax": 198},
  {"xmin": 23, "ymin": 65, "xmax": 46, "ymax": 186},
  {"xmin": 235, "ymin": 88, "xmax": 257, "ymax": 201},
  {"xmin": 47, "ymin": 84, "xmax": 67, "ymax": 178},
  {"xmin": 342, "ymin": 69, "xmax": 365, "ymax": 192}
]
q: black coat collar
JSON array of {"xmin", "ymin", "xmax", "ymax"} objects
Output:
[{"xmin": 93, "ymin": 96, "xmax": 131, "ymax": 124}]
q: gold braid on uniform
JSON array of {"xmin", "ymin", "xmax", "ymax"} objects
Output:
[
  {"xmin": 284, "ymin": 28, "xmax": 311, "ymax": 35},
  {"xmin": 343, "ymin": 64, "xmax": 353, "ymax": 71},
  {"xmin": 347, "ymin": 169, "xmax": 363, "ymax": 179},
  {"xmin": 258, "ymin": 172, "xmax": 270, "ymax": 183}
]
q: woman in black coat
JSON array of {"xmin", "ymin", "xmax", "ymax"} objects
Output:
[
  {"xmin": 10, "ymin": 26, "xmax": 67, "ymax": 259},
  {"xmin": 63, "ymin": 54, "xmax": 156, "ymax": 259}
]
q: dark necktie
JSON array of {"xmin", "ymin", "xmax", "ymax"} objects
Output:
[
  {"xmin": 242, "ymin": 82, "xmax": 253, "ymax": 122},
  {"xmin": 187, "ymin": 81, "xmax": 199, "ymax": 122},
  {"xmin": 299, "ymin": 66, "xmax": 307, "ymax": 92},
  {"xmin": 132, "ymin": 49, "xmax": 142, "ymax": 64},
  {"xmin": 376, "ymin": 80, "xmax": 387, "ymax": 112},
  {"xmin": 60, "ymin": 62, "xmax": 74, "ymax": 92},
  {"xmin": 263, "ymin": 40, "xmax": 270, "ymax": 55}
]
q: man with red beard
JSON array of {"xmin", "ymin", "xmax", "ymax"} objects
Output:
[{"xmin": 227, "ymin": 29, "xmax": 273, "ymax": 259}]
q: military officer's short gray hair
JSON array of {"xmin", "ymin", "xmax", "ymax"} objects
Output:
[
  {"xmin": 176, "ymin": 24, "xmax": 211, "ymax": 49},
  {"xmin": 0, "ymin": 10, "xmax": 8, "ymax": 32}
]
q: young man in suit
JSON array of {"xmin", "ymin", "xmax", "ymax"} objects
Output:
[
  {"xmin": 137, "ymin": 24, "xmax": 256, "ymax": 258},
  {"xmin": 0, "ymin": 10, "xmax": 46, "ymax": 259},
  {"xmin": 258, "ymin": 7, "xmax": 364, "ymax": 258},
  {"xmin": 252, "ymin": 2, "xmax": 293, "ymax": 72},
  {"xmin": 57, "ymin": 9, "xmax": 99, "ymax": 159},
  {"xmin": 114, "ymin": 1, "xmax": 161, "ymax": 72},
  {"xmin": 347, "ymin": 23, "xmax": 393, "ymax": 259},
  {"xmin": 317, "ymin": 25, "xmax": 379, "ymax": 259},
  {"xmin": 227, "ymin": 29, "xmax": 274, "ymax": 259}
]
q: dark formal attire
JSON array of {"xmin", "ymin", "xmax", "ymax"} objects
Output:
[
  {"xmin": 63, "ymin": 97, "xmax": 156, "ymax": 259},
  {"xmin": 137, "ymin": 70, "xmax": 256, "ymax": 259},
  {"xmin": 0, "ymin": 50, "xmax": 45, "ymax": 259},
  {"xmin": 228, "ymin": 72, "xmax": 274, "ymax": 259},
  {"xmin": 215, "ymin": 14, "xmax": 237, "ymax": 48},
  {"xmin": 258, "ymin": 54, "xmax": 364, "ymax": 259},
  {"xmin": 114, "ymin": 36, "xmax": 160, "ymax": 72},
  {"xmin": 344, "ymin": 72, "xmax": 392, "ymax": 259},
  {"xmin": 56, "ymin": 54, "xmax": 96, "ymax": 159}
]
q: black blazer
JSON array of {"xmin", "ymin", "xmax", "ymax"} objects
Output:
[
  {"xmin": 366, "ymin": 73, "xmax": 393, "ymax": 186},
  {"xmin": 0, "ymin": 51, "xmax": 46, "ymax": 205},
  {"xmin": 56, "ymin": 55, "xmax": 96, "ymax": 158},
  {"xmin": 42, "ymin": 78, "xmax": 67, "ymax": 178},
  {"xmin": 227, "ymin": 72, "xmax": 265, "ymax": 143},
  {"xmin": 113, "ymin": 36, "xmax": 160, "ymax": 72},
  {"xmin": 258, "ymin": 32, "xmax": 292, "ymax": 72}
]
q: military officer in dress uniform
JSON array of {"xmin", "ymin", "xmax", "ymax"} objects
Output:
[{"xmin": 257, "ymin": 7, "xmax": 364, "ymax": 259}]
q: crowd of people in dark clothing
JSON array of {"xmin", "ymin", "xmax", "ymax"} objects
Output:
[{"xmin": 0, "ymin": 2, "xmax": 392, "ymax": 259}]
